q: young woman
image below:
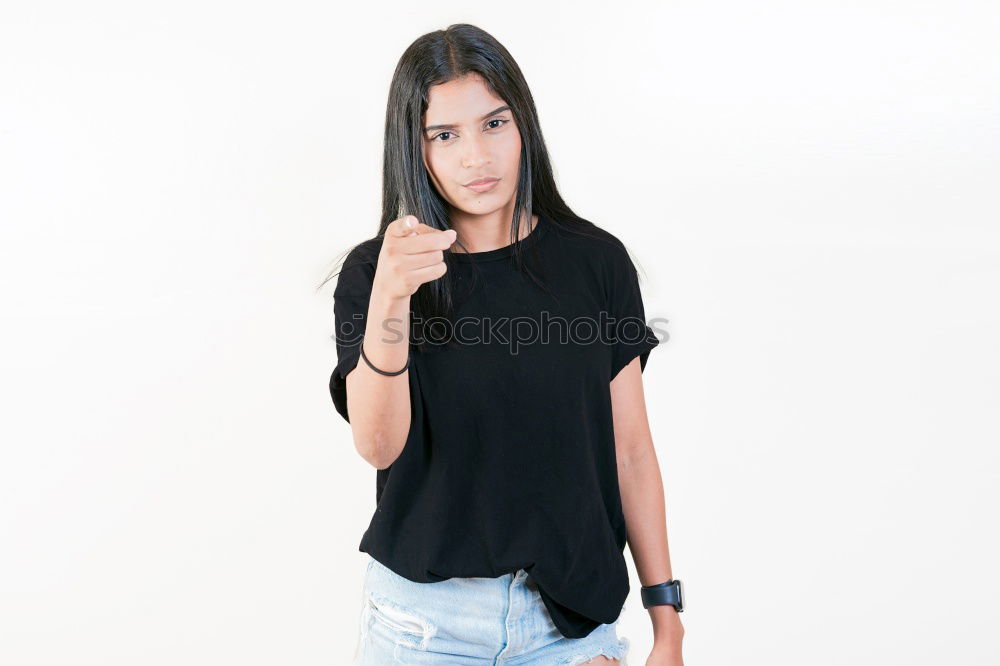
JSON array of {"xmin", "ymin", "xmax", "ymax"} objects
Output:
[{"xmin": 323, "ymin": 23, "xmax": 685, "ymax": 666}]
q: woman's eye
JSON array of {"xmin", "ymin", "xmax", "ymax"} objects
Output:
[{"xmin": 431, "ymin": 119, "xmax": 507, "ymax": 142}]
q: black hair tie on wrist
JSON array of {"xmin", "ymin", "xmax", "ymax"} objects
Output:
[{"xmin": 360, "ymin": 339, "xmax": 410, "ymax": 376}]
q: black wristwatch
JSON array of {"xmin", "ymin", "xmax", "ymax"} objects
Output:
[{"xmin": 640, "ymin": 579, "xmax": 684, "ymax": 612}]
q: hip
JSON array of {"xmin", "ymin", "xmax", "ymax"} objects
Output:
[{"xmin": 353, "ymin": 553, "xmax": 630, "ymax": 665}]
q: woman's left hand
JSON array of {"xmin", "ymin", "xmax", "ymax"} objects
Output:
[
  {"xmin": 645, "ymin": 608, "xmax": 684, "ymax": 665},
  {"xmin": 645, "ymin": 639, "xmax": 683, "ymax": 665}
]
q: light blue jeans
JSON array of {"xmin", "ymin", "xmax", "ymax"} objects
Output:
[{"xmin": 352, "ymin": 554, "xmax": 631, "ymax": 665}]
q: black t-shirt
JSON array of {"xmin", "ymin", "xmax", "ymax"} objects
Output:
[{"xmin": 329, "ymin": 211, "xmax": 660, "ymax": 639}]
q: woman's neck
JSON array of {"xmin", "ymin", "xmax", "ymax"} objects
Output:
[{"xmin": 450, "ymin": 209, "xmax": 538, "ymax": 254}]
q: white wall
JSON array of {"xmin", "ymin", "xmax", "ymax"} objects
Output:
[{"xmin": 1, "ymin": 1, "xmax": 997, "ymax": 664}]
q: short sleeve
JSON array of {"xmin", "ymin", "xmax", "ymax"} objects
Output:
[
  {"xmin": 607, "ymin": 245, "xmax": 660, "ymax": 380},
  {"xmin": 329, "ymin": 244, "xmax": 378, "ymax": 423}
]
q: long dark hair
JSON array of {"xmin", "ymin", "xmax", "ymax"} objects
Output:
[{"xmin": 318, "ymin": 23, "xmax": 618, "ymax": 344}]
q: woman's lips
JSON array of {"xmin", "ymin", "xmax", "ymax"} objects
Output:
[{"xmin": 465, "ymin": 178, "xmax": 500, "ymax": 193}]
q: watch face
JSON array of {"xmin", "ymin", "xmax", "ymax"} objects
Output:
[{"xmin": 676, "ymin": 579, "xmax": 684, "ymax": 610}]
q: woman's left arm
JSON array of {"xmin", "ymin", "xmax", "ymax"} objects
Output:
[{"xmin": 611, "ymin": 357, "xmax": 685, "ymax": 665}]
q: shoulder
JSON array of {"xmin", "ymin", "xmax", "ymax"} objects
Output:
[
  {"xmin": 342, "ymin": 235, "xmax": 383, "ymax": 270},
  {"xmin": 333, "ymin": 235, "xmax": 383, "ymax": 296},
  {"xmin": 338, "ymin": 235, "xmax": 384, "ymax": 277},
  {"xmin": 548, "ymin": 215, "xmax": 635, "ymax": 274}
]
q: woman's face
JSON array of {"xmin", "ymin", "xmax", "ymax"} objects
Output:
[{"xmin": 421, "ymin": 73, "xmax": 522, "ymax": 216}]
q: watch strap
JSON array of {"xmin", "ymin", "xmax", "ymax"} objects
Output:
[{"xmin": 640, "ymin": 579, "xmax": 684, "ymax": 611}]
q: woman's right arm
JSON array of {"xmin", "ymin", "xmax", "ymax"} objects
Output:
[{"xmin": 345, "ymin": 216, "xmax": 457, "ymax": 469}]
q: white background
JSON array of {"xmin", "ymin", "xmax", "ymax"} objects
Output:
[{"xmin": 2, "ymin": 1, "xmax": 998, "ymax": 664}]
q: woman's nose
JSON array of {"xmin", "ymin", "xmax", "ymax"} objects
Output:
[{"xmin": 461, "ymin": 134, "xmax": 490, "ymax": 169}]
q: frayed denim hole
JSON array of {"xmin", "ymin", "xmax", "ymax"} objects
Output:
[
  {"xmin": 559, "ymin": 634, "xmax": 630, "ymax": 665},
  {"xmin": 365, "ymin": 592, "xmax": 436, "ymax": 650},
  {"xmin": 560, "ymin": 651, "xmax": 625, "ymax": 665}
]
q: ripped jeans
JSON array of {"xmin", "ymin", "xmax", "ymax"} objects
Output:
[{"xmin": 353, "ymin": 553, "xmax": 631, "ymax": 665}]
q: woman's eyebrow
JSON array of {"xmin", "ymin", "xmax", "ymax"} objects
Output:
[{"xmin": 423, "ymin": 105, "xmax": 511, "ymax": 132}]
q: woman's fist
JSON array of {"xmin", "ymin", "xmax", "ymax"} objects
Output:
[{"xmin": 372, "ymin": 215, "xmax": 458, "ymax": 300}]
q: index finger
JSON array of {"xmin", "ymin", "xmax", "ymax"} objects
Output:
[
  {"xmin": 388, "ymin": 215, "xmax": 445, "ymax": 238},
  {"xmin": 398, "ymin": 225, "xmax": 458, "ymax": 253}
]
